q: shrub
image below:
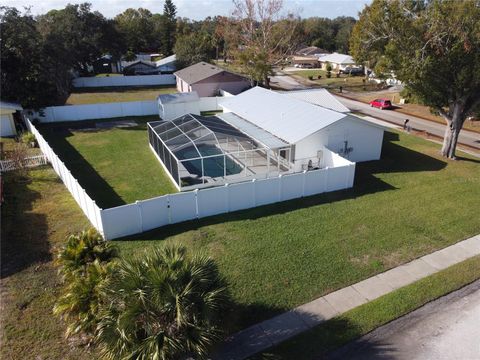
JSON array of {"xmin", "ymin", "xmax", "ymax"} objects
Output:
[
  {"xmin": 308, "ymin": 75, "xmax": 313, "ymax": 80},
  {"xmin": 326, "ymin": 71, "xmax": 332, "ymax": 78},
  {"xmin": 96, "ymin": 244, "xmax": 230, "ymax": 360},
  {"xmin": 318, "ymin": 75, "xmax": 322, "ymax": 79},
  {"xmin": 20, "ymin": 132, "xmax": 36, "ymax": 147}
]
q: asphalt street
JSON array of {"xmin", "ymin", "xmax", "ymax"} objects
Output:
[
  {"xmin": 334, "ymin": 95, "xmax": 480, "ymax": 152},
  {"xmin": 327, "ymin": 280, "xmax": 480, "ymax": 360}
]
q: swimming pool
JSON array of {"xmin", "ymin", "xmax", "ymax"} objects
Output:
[{"xmin": 175, "ymin": 144, "xmax": 243, "ymax": 178}]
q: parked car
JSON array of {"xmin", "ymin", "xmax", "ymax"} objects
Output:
[
  {"xmin": 369, "ymin": 99, "xmax": 393, "ymax": 110},
  {"xmin": 340, "ymin": 67, "xmax": 365, "ymax": 76},
  {"xmin": 294, "ymin": 63, "xmax": 314, "ymax": 69}
]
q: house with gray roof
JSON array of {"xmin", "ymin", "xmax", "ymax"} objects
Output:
[{"xmin": 174, "ymin": 62, "xmax": 250, "ymax": 97}]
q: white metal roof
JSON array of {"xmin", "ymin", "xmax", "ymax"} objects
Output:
[
  {"xmin": 158, "ymin": 91, "xmax": 199, "ymax": 105},
  {"xmin": 155, "ymin": 54, "xmax": 176, "ymax": 67},
  {"xmin": 318, "ymin": 53, "xmax": 355, "ymax": 65},
  {"xmin": 216, "ymin": 112, "xmax": 289, "ymax": 149},
  {"xmin": 0, "ymin": 101, "xmax": 23, "ymax": 111},
  {"xmin": 281, "ymin": 89, "xmax": 350, "ymax": 113},
  {"xmin": 220, "ymin": 87, "xmax": 347, "ymax": 144}
]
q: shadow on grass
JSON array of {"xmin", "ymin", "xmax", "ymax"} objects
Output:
[
  {"xmin": 121, "ymin": 131, "xmax": 447, "ymax": 242},
  {"xmin": 249, "ymin": 317, "xmax": 396, "ymax": 360},
  {"xmin": 1, "ymin": 172, "xmax": 50, "ymax": 278}
]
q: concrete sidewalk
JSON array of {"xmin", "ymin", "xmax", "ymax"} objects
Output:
[{"xmin": 213, "ymin": 235, "xmax": 480, "ymax": 360}]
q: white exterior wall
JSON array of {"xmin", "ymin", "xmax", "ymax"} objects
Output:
[
  {"xmin": 159, "ymin": 101, "xmax": 201, "ymax": 120},
  {"xmin": 0, "ymin": 114, "xmax": 16, "ymax": 137},
  {"xmin": 192, "ymin": 81, "xmax": 249, "ymax": 97},
  {"xmin": 293, "ymin": 116, "xmax": 384, "ymax": 170}
]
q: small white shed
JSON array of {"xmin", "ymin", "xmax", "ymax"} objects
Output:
[
  {"xmin": 158, "ymin": 92, "xmax": 200, "ymax": 121},
  {"xmin": 1, "ymin": 101, "xmax": 22, "ymax": 137}
]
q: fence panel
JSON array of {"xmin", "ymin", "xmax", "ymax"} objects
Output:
[
  {"xmin": 228, "ymin": 181, "xmax": 255, "ymax": 212},
  {"xmin": 326, "ymin": 166, "xmax": 350, "ymax": 192},
  {"xmin": 280, "ymin": 173, "xmax": 305, "ymax": 201},
  {"xmin": 138, "ymin": 196, "xmax": 170, "ymax": 231},
  {"xmin": 197, "ymin": 185, "xmax": 228, "ymax": 218},
  {"xmin": 304, "ymin": 168, "xmax": 327, "ymax": 196},
  {"xmin": 101, "ymin": 204, "xmax": 142, "ymax": 239},
  {"xmin": 72, "ymin": 74, "xmax": 176, "ymax": 88},
  {"xmin": 255, "ymin": 177, "xmax": 281, "ymax": 206},
  {"xmin": 169, "ymin": 191, "xmax": 197, "ymax": 223}
]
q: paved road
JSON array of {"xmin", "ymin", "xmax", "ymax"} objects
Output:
[
  {"xmin": 334, "ymin": 95, "xmax": 480, "ymax": 151},
  {"xmin": 269, "ymin": 73, "xmax": 307, "ymax": 90},
  {"xmin": 328, "ymin": 280, "xmax": 480, "ymax": 360}
]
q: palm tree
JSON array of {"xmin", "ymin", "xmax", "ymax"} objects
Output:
[
  {"xmin": 96, "ymin": 244, "xmax": 229, "ymax": 360},
  {"xmin": 56, "ymin": 228, "xmax": 117, "ymax": 280},
  {"xmin": 53, "ymin": 260, "xmax": 113, "ymax": 338}
]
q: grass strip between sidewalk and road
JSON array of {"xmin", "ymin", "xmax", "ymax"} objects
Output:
[{"xmin": 251, "ymin": 255, "xmax": 480, "ymax": 359}]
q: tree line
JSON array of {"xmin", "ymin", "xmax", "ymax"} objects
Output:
[{"xmin": 0, "ymin": 0, "xmax": 355, "ymax": 108}]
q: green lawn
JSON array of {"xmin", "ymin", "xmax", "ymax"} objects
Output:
[
  {"xmin": 2, "ymin": 130, "xmax": 480, "ymax": 359},
  {"xmin": 1, "ymin": 167, "xmax": 95, "ymax": 359},
  {"xmin": 115, "ymin": 130, "xmax": 480, "ymax": 333},
  {"xmin": 288, "ymin": 70, "xmax": 382, "ymax": 91},
  {"xmin": 251, "ymin": 255, "xmax": 480, "ymax": 359},
  {"xmin": 39, "ymin": 116, "xmax": 177, "ymax": 208},
  {"xmin": 66, "ymin": 85, "xmax": 176, "ymax": 105}
]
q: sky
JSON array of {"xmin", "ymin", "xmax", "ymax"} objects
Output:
[{"xmin": 3, "ymin": 0, "xmax": 372, "ymax": 20}]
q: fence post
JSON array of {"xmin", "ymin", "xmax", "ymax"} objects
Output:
[
  {"xmin": 224, "ymin": 183, "xmax": 230, "ymax": 212},
  {"xmin": 302, "ymin": 170, "xmax": 307, "ymax": 197},
  {"xmin": 323, "ymin": 167, "xmax": 329, "ymax": 193},
  {"xmin": 278, "ymin": 174, "xmax": 283, "ymax": 201},
  {"xmin": 136, "ymin": 200, "xmax": 143, "ymax": 233},
  {"xmin": 194, "ymin": 189, "xmax": 199, "ymax": 218},
  {"xmin": 252, "ymin": 178, "xmax": 256, "ymax": 206}
]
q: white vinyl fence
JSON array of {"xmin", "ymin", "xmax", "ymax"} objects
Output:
[
  {"xmin": 100, "ymin": 163, "xmax": 355, "ymax": 240},
  {"xmin": 73, "ymin": 74, "xmax": 176, "ymax": 88},
  {"xmin": 25, "ymin": 106, "xmax": 356, "ymax": 241},
  {"xmin": 32, "ymin": 101, "xmax": 158, "ymax": 122},
  {"xmin": 0, "ymin": 155, "xmax": 48, "ymax": 172},
  {"xmin": 25, "ymin": 118, "xmax": 104, "ymax": 235}
]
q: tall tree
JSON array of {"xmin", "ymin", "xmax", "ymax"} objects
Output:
[
  {"xmin": 0, "ymin": 7, "xmax": 56, "ymax": 108},
  {"xmin": 161, "ymin": 0, "xmax": 177, "ymax": 55},
  {"xmin": 174, "ymin": 32, "xmax": 215, "ymax": 67},
  {"xmin": 230, "ymin": 0, "xmax": 299, "ymax": 86},
  {"xmin": 114, "ymin": 8, "xmax": 154, "ymax": 52},
  {"xmin": 351, "ymin": 0, "xmax": 480, "ymax": 159}
]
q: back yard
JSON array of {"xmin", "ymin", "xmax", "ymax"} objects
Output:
[
  {"xmin": 65, "ymin": 85, "xmax": 176, "ymax": 105},
  {"xmin": 38, "ymin": 116, "xmax": 177, "ymax": 208},
  {"xmin": 2, "ymin": 130, "xmax": 479, "ymax": 358}
]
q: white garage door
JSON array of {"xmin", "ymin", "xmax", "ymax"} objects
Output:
[{"xmin": 0, "ymin": 114, "xmax": 16, "ymax": 137}]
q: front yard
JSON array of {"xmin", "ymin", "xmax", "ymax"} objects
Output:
[
  {"xmin": 39, "ymin": 116, "xmax": 177, "ymax": 208},
  {"xmin": 2, "ymin": 129, "xmax": 479, "ymax": 358}
]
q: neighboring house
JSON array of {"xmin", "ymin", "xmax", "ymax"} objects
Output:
[
  {"xmin": 155, "ymin": 54, "xmax": 177, "ymax": 74},
  {"xmin": 122, "ymin": 60, "xmax": 160, "ymax": 75},
  {"xmin": 296, "ymin": 46, "xmax": 330, "ymax": 57},
  {"xmin": 92, "ymin": 55, "xmax": 120, "ymax": 74},
  {"xmin": 280, "ymin": 89, "xmax": 350, "ymax": 113},
  {"xmin": 174, "ymin": 62, "xmax": 250, "ymax": 97},
  {"xmin": 0, "ymin": 101, "xmax": 23, "ymax": 137},
  {"xmin": 220, "ymin": 87, "xmax": 385, "ymax": 167},
  {"xmin": 318, "ymin": 53, "xmax": 356, "ymax": 71},
  {"xmin": 158, "ymin": 92, "xmax": 200, "ymax": 121},
  {"xmin": 291, "ymin": 56, "xmax": 320, "ymax": 68}
]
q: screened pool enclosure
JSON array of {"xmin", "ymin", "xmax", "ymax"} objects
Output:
[{"xmin": 148, "ymin": 114, "xmax": 293, "ymax": 190}]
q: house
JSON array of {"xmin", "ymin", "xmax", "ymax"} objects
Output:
[
  {"xmin": 280, "ymin": 89, "xmax": 350, "ymax": 113},
  {"xmin": 296, "ymin": 46, "xmax": 330, "ymax": 57},
  {"xmin": 92, "ymin": 55, "xmax": 120, "ymax": 74},
  {"xmin": 155, "ymin": 54, "xmax": 177, "ymax": 74},
  {"xmin": 220, "ymin": 87, "xmax": 385, "ymax": 168},
  {"xmin": 174, "ymin": 62, "xmax": 250, "ymax": 97},
  {"xmin": 0, "ymin": 101, "xmax": 23, "ymax": 137},
  {"xmin": 158, "ymin": 92, "xmax": 200, "ymax": 120},
  {"xmin": 291, "ymin": 56, "xmax": 320, "ymax": 68},
  {"xmin": 147, "ymin": 86, "xmax": 384, "ymax": 191},
  {"xmin": 122, "ymin": 60, "xmax": 160, "ymax": 75},
  {"xmin": 318, "ymin": 53, "xmax": 356, "ymax": 71}
]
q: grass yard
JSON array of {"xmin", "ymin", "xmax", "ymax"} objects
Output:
[
  {"xmin": 115, "ymin": 130, "xmax": 480, "ymax": 333},
  {"xmin": 2, "ymin": 130, "xmax": 480, "ymax": 358},
  {"xmin": 66, "ymin": 85, "xmax": 176, "ymax": 105},
  {"xmin": 251, "ymin": 255, "xmax": 480, "ymax": 359},
  {"xmin": 39, "ymin": 116, "xmax": 177, "ymax": 208},
  {"xmin": 1, "ymin": 167, "xmax": 96, "ymax": 359}
]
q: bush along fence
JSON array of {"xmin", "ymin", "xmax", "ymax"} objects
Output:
[
  {"xmin": 72, "ymin": 74, "xmax": 176, "ymax": 88},
  {"xmin": 25, "ymin": 112, "xmax": 355, "ymax": 240}
]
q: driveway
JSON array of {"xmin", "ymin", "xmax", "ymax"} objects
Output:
[
  {"xmin": 327, "ymin": 280, "xmax": 480, "ymax": 360},
  {"xmin": 334, "ymin": 95, "xmax": 480, "ymax": 152}
]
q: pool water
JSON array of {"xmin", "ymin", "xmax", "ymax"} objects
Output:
[{"xmin": 175, "ymin": 144, "xmax": 244, "ymax": 178}]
